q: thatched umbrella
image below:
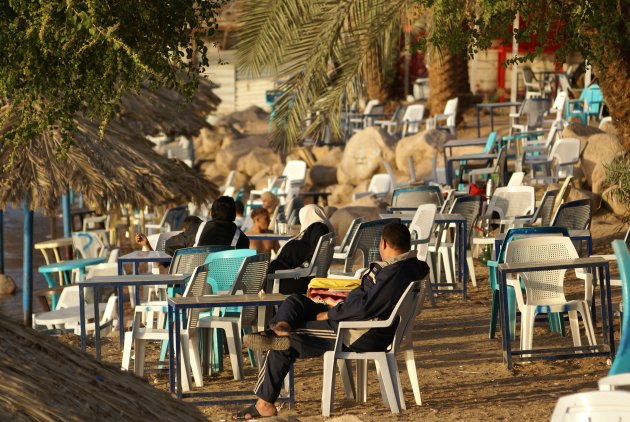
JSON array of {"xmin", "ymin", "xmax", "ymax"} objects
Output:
[{"xmin": 0, "ymin": 81, "xmax": 222, "ymax": 324}]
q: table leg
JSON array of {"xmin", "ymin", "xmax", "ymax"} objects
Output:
[
  {"xmin": 175, "ymin": 306, "xmax": 182, "ymax": 399},
  {"xmin": 476, "ymin": 106, "xmax": 481, "ymax": 137},
  {"xmin": 168, "ymin": 305, "xmax": 175, "ymax": 394},
  {"xmin": 80, "ymin": 285, "xmax": 86, "ymax": 351},
  {"xmin": 94, "ymin": 287, "xmax": 101, "ymax": 360},
  {"xmin": 118, "ymin": 286, "xmax": 124, "ymax": 347},
  {"xmin": 489, "ymin": 110, "xmax": 495, "ymax": 133},
  {"xmin": 462, "ymin": 221, "xmax": 468, "ymax": 301},
  {"xmin": 603, "ymin": 265, "xmax": 615, "ymax": 357},
  {"xmin": 118, "ymin": 260, "xmax": 123, "ymax": 276},
  {"xmin": 289, "ymin": 364, "xmax": 295, "ymax": 409}
]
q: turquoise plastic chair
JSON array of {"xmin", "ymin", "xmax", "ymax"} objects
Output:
[
  {"xmin": 610, "ymin": 240, "xmax": 630, "ymax": 375},
  {"xmin": 488, "ymin": 227, "xmax": 570, "ymax": 340},
  {"xmin": 456, "ymin": 132, "xmax": 497, "ymax": 188},
  {"xmin": 565, "ymin": 83, "xmax": 604, "ymax": 124},
  {"xmin": 203, "ymin": 248, "xmax": 257, "ymax": 371}
]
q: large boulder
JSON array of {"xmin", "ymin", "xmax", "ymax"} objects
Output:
[
  {"xmin": 309, "ymin": 164, "xmax": 338, "ymax": 187},
  {"xmin": 337, "ymin": 127, "xmax": 396, "ymax": 186},
  {"xmin": 603, "ymin": 186, "xmax": 630, "ymax": 217},
  {"xmin": 0, "ymin": 274, "xmax": 16, "ymax": 295},
  {"xmin": 236, "ymin": 147, "xmax": 282, "ymax": 177},
  {"xmin": 216, "ymin": 106, "xmax": 270, "ymax": 134},
  {"xmin": 327, "ymin": 184, "xmax": 355, "ymax": 208},
  {"xmin": 329, "ymin": 206, "xmax": 382, "ymax": 245},
  {"xmin": 215, "ymin": 134, "xmax": 269, "ymax": 176},
  {"xmin": 313, "ymin": 146, "xmax": 344, "ymax": 167},
  {"xmin": 580, "ymin": 132, "xmax": 623, "ymax": 193},
  {"xmin": 599, "ymin": 119, "xmax": 617, "ymax": 137},
  {"xmin": 563, "ymin": 122, "xmax": 603, "ymax": 152},
  {"xmin": 192, "ymin": 126, "xmax": 235, "ymax": 162},
  {"xmin": 395, "ymin": 129, "xmax": 453, "ymax": 180}
]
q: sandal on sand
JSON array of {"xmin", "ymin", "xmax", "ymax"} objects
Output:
[
  {"xmin": 232, "ymin": 404, "xmax": 262, "ymax": 420},
  {"xmin": 244, "ymin": 331, "xmax": 290, "ymax": 352}
]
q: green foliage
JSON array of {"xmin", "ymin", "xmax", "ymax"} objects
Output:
[
  {"xmin": 238, "ymin": 0, "xmax": 630, "ymax": 150},
  {"xmin": 0, "ymin": 0, "xmax": 225, "ymax": 166},
  {"xmin": 605, "ymin": 154, "xmax": 630, "ymax": 222}
]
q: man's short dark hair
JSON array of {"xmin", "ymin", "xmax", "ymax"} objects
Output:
[
  {"xmin": 382, "ymin": 222, "xmax": 411, "ymax": 252},
  {"xmin": 211, "ymin": 196, "xmax": 236, "ymax": 222},
  {"xmin": 235, "ymin": 200, "xmax": 245, "ymax": 216},
  {"xmin": 181, "ymin": 216, "xmax": 202, "ymax": 231},
  {"xmin": 251, "ymin": 207, "xmax": 269, "ymax": 219}
]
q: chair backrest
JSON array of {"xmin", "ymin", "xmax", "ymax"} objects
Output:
[
  {"xmin": 364, "ymin": 99, "xmax": 381, "ymax": 115},
  {"xmin": 521, "ymin": 66, "xmax": 536, "ymax": 84},
  {"xmin": 401, "ymin": 104, "xmax": 425, "ymax": 135},
  {"xmin": 161, "ymin": 206, "xmax": 189, "ymax": 232},
  {"xmin": 487, "ymin": 186, "xmax": 536, "ymax": 220},
  {"xmin": 151, "ymin": 230, "xmax": 182, "ymax": 252},
  {"xmin": 533, "ymin": 189, "xmax": 560, "ymax": 227},
  {"xmin": 390, "ymin": 280, "xmax": 428, "ymax": 353},
  {"xmin": 550, "ymin": 391, "xmax": 630, "ymax": 422},
  {"xmin": 482, "ymin": 131, "xmax": 498, "ymax": 154},
  {"xmin": 169, "ymin": 245, "xmax": 234, "ymax": 275},
  {"xmin": 309, "ymin": 233, "xmax": 336, "ymax": 278},
  {"xmin": 344, "ymin": 218, "xmax": 401, "ymax": 272},
  {"xmin": 492, "ymin": 147, "xmax": 509, "ymax": 187},
  {"xmin": 610, "ymin": 239, "xmax": 630, "ymax": 375},
  {"xmin": 391, "ymin": 185, "xmax": 443, "ymax": 208},
  {"xmin": 56, "ymin": 285, "xmax": 81, "ymax": 310},
  {"xmin": 551, "ymin": 90, "xmax": 568, "ymax": 115},
  {"xmin": 203, "ymin": 249, "xmax": 258, "ymax": 293},
  {"xmin": 367, "ymin": 174, "xmax": 392, "ymax": 196},
  {"xmin": 282, "ymin": 160, "xmax": 307, "ymax": 186},
  {"xmin": 523, "ymin": 98, "xmax": 549, "ymax": 129},
  {"xmin": 505, "ymin": 236, "xmax": 579, "ymax": 305},
  {"xmin": 552, "ymin": 198, "xmax": 592, "ymax": 230},
  {"xmin": 507, "ymin": 172, "xmax": 524, "ymax": 187},
  {"xmin": 409, "ymin": 204, "xmax": 438, "ymax": 261},
  {"xmin": 449, "ymin": 195, "xmax": 483, "ymax": 246},
  {"xmin": 229, "ymin": 253, "xmax": 270, "ymax": 326},
  {"xmin": 550, "ymin": 138, "xmax": 580, "ymax": 178},
  {"xmin": 443, "ymin": 98, "xmax": 459, "ymax": 127},
  {"xmin": 72, "ymin": 232, "xmax": 106, "ymax": 259},
  {"xmin": 338, "ymin": 217, "xmax": 364, "ymax": 254},
  {"xmin": 584, "ymin": 84, "xmax": 604, "ymax": 114},
  {"xmin": 182, "ymin": 262, "xmax": 213, "ymax": 330}
]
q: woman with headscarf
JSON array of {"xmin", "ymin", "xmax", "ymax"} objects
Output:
[{"xmin": 268, "ymin": 204, "xmax": 334, "ymax": 294}]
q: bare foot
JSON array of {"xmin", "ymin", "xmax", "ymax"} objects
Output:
[
  {"xmin": 269, "ymin": 321, "xmax": 291, "ymax": 336},
  {"xmin": 233, "ymin": 399, "xmax": 277, "ymax": 420}
]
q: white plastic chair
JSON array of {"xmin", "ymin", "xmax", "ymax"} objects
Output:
[
  {"xmin": 383, "ymin": 161, "xmax": 408, "ymax": 190},
  {"xmin": 353, "ymin": 174, "xmax": 392, "ymax": 200},
  {"xmin": 321, "ymin": 280, "xmax": 427, "ymax": 416},
  {"xmin": 504, "ymin": 236, "xmax": 596, "ymax": 354},
  {"xmin": 409, "ymin": 204, "xmax": 437, "ymax": 262},
  {"xmin": 544, "ymin": 90, "xmax": 568, "ymax": 128},
  {"xmin": 550, "ymin": 391, "xmax": 630, "ymax": 421},
  {"xmin": 521, "ymin": 66, "xmax": 542, "ymax": 99},
  {"xmin": 506, "ymin": 172, "xmax": 525, "ymax": 187},
  {"xmin": 526, "ymin": 138, "xmax": 580, "ymax": 183},
  {"xmin": 333, "ymin": 217, "xmax": 364, "ymax": 261},
  {"xmin": 349, "ymin": 99, "xmax": 384, "ymax": 132},
  {"xmin": 426, "ymin": 98, "xmax": 458, "ymax": 135},
  {"xmin": 599, "ymin": 373, "xmax": 630, "ymax": 391},
  {"xmin": 509, "ymin": 98, "xmax": 549, "ymax": 135},
  {"xmin": 145, "ymin": 206, "xmax": 189, "ymax": 235},
  {"xmin": 72, "ymin": 231, "xmax": 107, "ymax": 259}
]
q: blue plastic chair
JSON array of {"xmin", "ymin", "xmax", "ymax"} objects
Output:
[
  {"xmin": 610, "ymin": 240, "xmax": 630, "ymax": 375},
  {"xmin": 488, "ymin": 227, "xmax": 570, "ymax": 340},
  {"xmin": 203, "ymin": 248, "xmax": 257, "ymax": 371},
  {"xmin": 565, "ymin": 83, "xmax": 604, "ymax": 124},
  {"xmin": 455, "ymin": 132, "xmax": 497, "ymax": 187}
]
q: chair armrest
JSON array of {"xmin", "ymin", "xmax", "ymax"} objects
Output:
[
  {"xmin": 337, "ymin": 319, "xmax": 392, "ymax": 330},
  {"xmin": 352, "ymin": 191, "xmax": 372, "ymax": 201},
  {"xmin": 486, "ymin": 260, "xmax": 498, "ymax": 268},
  {"xmin": 599, "ymin": 374, "xmax": 630, "ymax": 391},
  {"xmin": 267, "ymin": 267, "xmax": 310, "ymax": 280},
  {"xmin": 144, "ymin": 223, "xmax": 162, "ymax": 229}
]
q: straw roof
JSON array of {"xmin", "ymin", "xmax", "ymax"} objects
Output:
[
  {"xmin": 0, "ymin": 318, "xmax": 206, "ymax": 421},
  {"xmin": 0, "ymin": 82, "xmax": 221, "ymax": 213}
]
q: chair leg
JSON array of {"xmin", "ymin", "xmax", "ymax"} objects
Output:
[
  {"xmin": 489, "ymin": 290, "xmax": 499, "ymax": 339},
  {"xmin": 404, "ymin": 348, "xmax": 422, "ymax": 406},
  {"xmin": 321, "ymin": 353, "xmax": 336, "ymax": 417},
  {"xmin": 356, "ymin": 360, "xmax": 368, "ymax": 402},
  {"xmin": 225, "ymin": 323, "xmax": 244, "ymax": 381},
  {"xmin": 337, "ymin": 360, "xmax": 356, "ymax": 400},
  {"xmin": 121, "ymin": 331, "xmax": 133, "ymax": 371},
  {"xmin": 579, "ymin": 303, "xmax": 597, "ymax": 346},
  {"xmin": 375, "ymin": 355, "xmax": 401, "ymax": 414},
  {"xmin": 568, "ymin": 310, "xmax": 582, "ymax": 349},
  {"xmin": 187, "ymin": 334, "xmax": 204, "ymax": 387},
  {"xmin": 134, "ymin": 338, "xmax": 146, "ymax": 377},
  {"xmin": 466, "ymin": 254, "xmax": 477, "ymax": 287},
  {"xmin": 520, "ymin": 308, "xmax": 537, "ymax": 358}
]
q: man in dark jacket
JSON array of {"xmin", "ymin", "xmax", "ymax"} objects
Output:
[
  {"xmin": 234, "ymin": 222, "xmax": 429, "ymax": 420},
  {"xmin": 136, "ymin": 197, "xmax": 249, "ymax": 256}
]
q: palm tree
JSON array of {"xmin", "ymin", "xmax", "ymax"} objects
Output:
[{"xmin": 236, "ymin": 0, "xmax": 472, "ymax": 150}]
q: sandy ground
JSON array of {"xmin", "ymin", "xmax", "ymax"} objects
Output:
[{"xmin": 60, "ymin": 207, "xmax": 626, "ymax": 422}]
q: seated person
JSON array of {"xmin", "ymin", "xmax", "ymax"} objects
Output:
[
  {"xmin": 196, "ymin": 196, "xmax": 250, "ymax": 249},
  {"xmin": 135, "ymin": 216, "xmax": 202, "ymax": 256},
  {"xmin": 267, "ymin": 204, "xmax": 332, "ymax": 295},
  {"xmin": 234, "ymin": 200, "xmax": 245, "ymax": 228},
  {"xmin": 234, "ymin": 222, "xmax": 429, "ymax": 420},
  {"xmin": 245, "ymin": 208, "xmax": 279, "ymax": 255}
]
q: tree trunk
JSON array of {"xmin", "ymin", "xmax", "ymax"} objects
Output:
[
  {"xmin": 364, "ymin": 46, "xmax": 388, "ymax": 102},
  {"xmin": 427, "ymin": 50, "xmax": 474, "ymax": 123},
  {"xmin": 594, "ymin": 59, "xmax": 630, "ymax": 151}
]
